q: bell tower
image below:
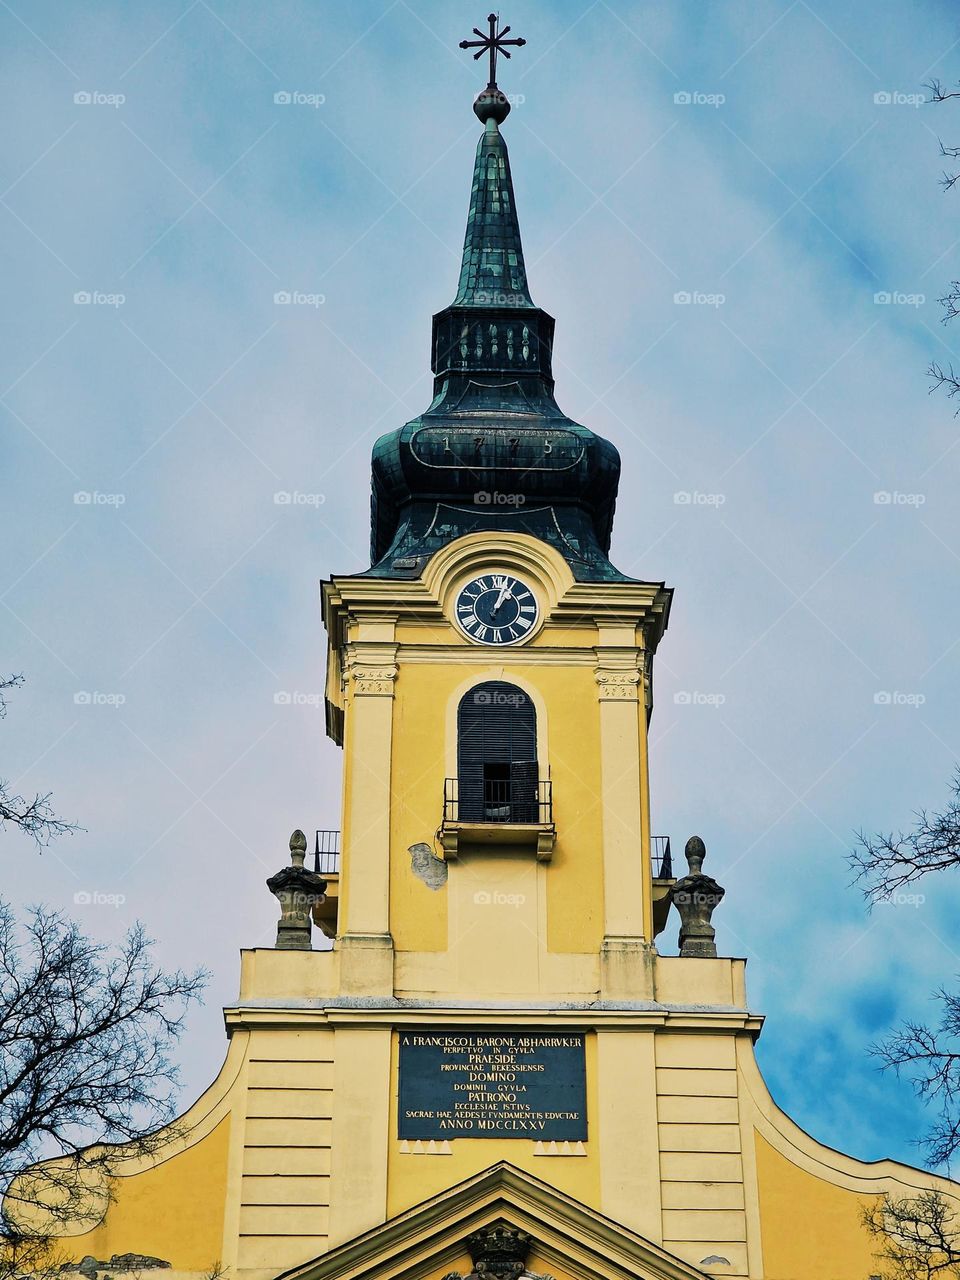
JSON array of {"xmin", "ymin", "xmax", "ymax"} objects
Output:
[{"xmin": 321, "ymin": 24, "xmax": 674, "ymax": 1005}]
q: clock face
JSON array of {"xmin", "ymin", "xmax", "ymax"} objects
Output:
[{"xmin": 455, "ymin": 573, "xmax": 539, "ymax": 646}]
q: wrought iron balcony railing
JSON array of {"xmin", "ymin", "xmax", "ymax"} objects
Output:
[
  {"xmin": 443, "ymin": 777, "xmax": 553, "ymax": 826},
  {"xmin": 315, "ymin": 825, "xmax": 673, "ymax": 875},
  {"xmin": 651, "ymin": 835, "xmax": 673, "ymax": 879},
  {"xmin": 312, "ymin": 829, "xmax": 341, "ymax": 875}
]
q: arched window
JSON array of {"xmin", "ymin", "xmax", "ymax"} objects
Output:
[{"xmin": 457, "ymin": 681, "xmax": 538, "ymax": 822}]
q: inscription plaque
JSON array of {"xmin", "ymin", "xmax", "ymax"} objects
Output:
[{"xmin": 398, "ymin": 1030, "xmax": 587, "ymax": 1140}]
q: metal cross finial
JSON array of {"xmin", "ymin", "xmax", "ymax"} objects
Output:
[{"xmin": 459, "ymin": 13, "xmax": 526, "ymax": 87}]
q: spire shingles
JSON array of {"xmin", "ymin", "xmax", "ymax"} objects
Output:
[{"xmin": 453, "ymin": 118, "xmax": 534, "ymax": 309}]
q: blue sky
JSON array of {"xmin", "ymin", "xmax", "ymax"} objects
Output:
[{"xmin": 4, "ymin": 0, "xmax": 960, "ymax": 1171}]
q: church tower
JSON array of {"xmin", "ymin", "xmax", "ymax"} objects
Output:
[
  {"xmin": 23, "ymin": 17, "xmax": 960, "ymax": 1280},
  {"xmin": 324, "ymin": 33, "xmax": 674, "ymax": 1006}
]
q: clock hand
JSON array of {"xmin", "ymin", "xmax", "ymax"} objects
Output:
[{"xmin": 491, "ymin": 585, "xmax": 512, "ymax": 617}]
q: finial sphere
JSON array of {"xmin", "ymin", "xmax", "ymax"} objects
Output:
[
  {"xmin": 684, "ymin": 835, "xmax": 706, "ymax": 875},
  {"xmin": 289, "ymin": 828, "xmax": 307, "ymax": 870},
  {"xmin": 474, "ymin": 86, "xmax": 511, "ymax": 124}
]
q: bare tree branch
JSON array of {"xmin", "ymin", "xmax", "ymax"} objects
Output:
[
  {"xmin": 850, "ymin": 769, "xmax": 960, "ymax": 902},
  {"xmin": 927, "ymin": 81, "xmax": 960, "ymax": 399},
  {"xmin": 928, "ymin": 362, "xmax": 960, "ymax": 410},
  {"xmin": 938, "ymin": 143, "xmax": 960, "ymax": 193},
  {"xmin": 927, "ymin": 79, "xmax": 960, "ymax": 104},
  {"xmin": 872, "ymin": 989, "xmax": 960, "ymax": 1169},
  {"xmin": 852, "ymin": 772, "xmax": 960, "ymax": 1168},
  {"xmin": 0, "ymin": 902, "xmax": 206, "ymax": 1272},
  {"xmin": 937, "ymin": 285, "xmax": 960, "ymax": 326},
  {"xmin": 0, "ymin": 675, "xmax": 81, "ymax": 848},
  {"xmin": 864, "ymin": 1190, "xmax": 960, "ymax": 1279}
]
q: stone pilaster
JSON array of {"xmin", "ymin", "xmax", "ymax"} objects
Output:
[
  {"xmin": 595, "ymin": 631, "xmax": 654, "ymax": 998},
  {"xmin": 338, "ymin": 635, "xmax": 398, "ymax": 995}
]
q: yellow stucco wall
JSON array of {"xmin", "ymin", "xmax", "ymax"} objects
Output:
[
  {"xmin": 755, "ymin": 1131, "xmax": 878, "ymax": 1278},
  {"xmin": 331, "ymin": 535, "xmax": 663, "ymax": 992},
  {"xmin": 64, "ymin": 1116, "xmax": 231, "ymax": 1270},
  {"xmin": 20, "ymin": 970, "xmax": 960, "ymax": 1280},
  {"xmin": 388, "ymin": 660, "xmax": 605, "ymax": 960}
]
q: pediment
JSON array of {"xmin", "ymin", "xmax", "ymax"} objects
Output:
[{"xmin": 278, "ymin": 1162, "xmax": 709, "ymax": 1280}]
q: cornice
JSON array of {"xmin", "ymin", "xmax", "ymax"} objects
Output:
[
  {"xmin": 223, "ymin": 1000, "xmax": 763, "ymax": 1037},
  {"xmin": 323, "ymin": 579, "xmax": 671, "ymax": 637},
  {"xmin": 395, "ymin": 644, "xmax": 599, "ymax": 666}
]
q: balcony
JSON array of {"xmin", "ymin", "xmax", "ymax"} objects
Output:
[
  {"xmin": 311, "ymin": 825, "xmax": 676, "ymax": 933},
  {"xmin": 310, "ymin": 829, "xmax": 340, "ymax": 939},
  {"xmin": 651, "ymin": 835, "xmax": 675, "ymax": 938},
  {"xmin": 440, "ymin": 776, "xmax": 555, "ymax": 860},
  {"xmin": 312, "ymin": 828, "xmax": 341, "ymax": 875},
  {"xmin": 651, "ymin": 835, "xmax": 673, "ymax": 879}
]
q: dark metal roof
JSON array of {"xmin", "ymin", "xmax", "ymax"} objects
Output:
[
  {"xmin": 454, "ymin": 118, "xmax": 534, "ymax": 309},
  {"xmin": 363, "ymin": 103, "xmax": 629, "ymax": 583}
]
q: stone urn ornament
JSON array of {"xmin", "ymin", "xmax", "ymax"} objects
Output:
[
  {"xmin": 668, "ymin": 835, "xmax": 726, "ymax": 958},
  {"xmin": 266, "ymin": 830, "xmax": 327, "ymax": 951}
]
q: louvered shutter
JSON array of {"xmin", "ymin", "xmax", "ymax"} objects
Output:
[
  {"xmin": 510, "ymin": 759, "xmax": 539, "ymax": 823},
  {"xmin": 457, "ymin": 695, "xmax": 486, "ymax": 820},
  {"xmin": 457, "ymin": 682, "xmax": 538, "ymax": 822}
]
